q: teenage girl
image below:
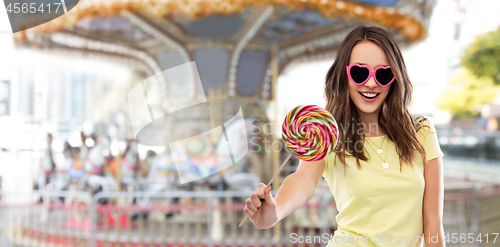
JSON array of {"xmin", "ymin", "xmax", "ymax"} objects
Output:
[{"xmin": 243, "ymin": 25, "xmax": 445, "ymax": 247}]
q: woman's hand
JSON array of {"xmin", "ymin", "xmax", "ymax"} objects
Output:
[{"xmin": 244, "ymin": 182, "xmax": 278, "ymax": 229}]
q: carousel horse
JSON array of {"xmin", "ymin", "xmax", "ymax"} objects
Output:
[
  {"xmin": 35, "ymin": 134, "xmax": 56, "ymax": 202},
  {"xmin": 183, "ymin": 132, "xmax": 227, "ymax": 190},
  {"xmin": 84, "ymin": 136, "xmax": 117, "ymax": 193},
  {"xmin": 119, "ymin": 139, "xmax": 141, "ymax": 193},
  {"xmin": 136, "ymin": 150, "xmax": 156, "ymax": 189},
  {"xmin": 66, "ymin": 147, "xmax": 88, "ymax": 191},
  {"xmin": 50, "ymin": 142, "xmax": 72, "ymax": 193},
  {"xmin": 59, "ymin": 132, "xmax": 91, "ymax": 192},
  {"xmin": 79, "ymin": 131, "xmax": 89, "ymax": 162},
  {"xmin": 133, "ymin": 152, "xmax": 180, "ymax": 221}
]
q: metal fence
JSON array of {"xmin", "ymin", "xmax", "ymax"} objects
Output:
[
  {"xmin": 1, "ymin": 184, "xmax": 500, "ymax": 247},
  {"xmin": 0, "ymin": 190, "xmax": 91, "ymax": 247},
  {"xmin": 443, "ymin": 182, "xmax": 500, "ymax": 247}
]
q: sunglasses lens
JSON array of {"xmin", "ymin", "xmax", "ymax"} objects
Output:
[
  {"xmin": 349, "ymin": 65, "xmax": 369, "ymax": 84},
  {"xmin": 375, "ymin": 68, "xmax": 394, "ymax": 85}
]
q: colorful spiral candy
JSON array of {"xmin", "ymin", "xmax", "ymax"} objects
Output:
[{"xmin": 282, "ymin": 105, "xmax": 338, "ymax": 161}]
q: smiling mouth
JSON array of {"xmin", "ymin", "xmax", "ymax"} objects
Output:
[{"xmin": 359, "ymin": 92, "xmax": 380, "ymax": 99}]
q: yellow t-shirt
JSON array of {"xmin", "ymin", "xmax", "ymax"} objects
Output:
[{"xmin": 322, "ymin": 119, "xmax": 444, "ymax": 247}]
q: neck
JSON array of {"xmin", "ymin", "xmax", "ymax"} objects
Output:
[{"xmin": 358, "ymin": 108, "xmax": 385, "ymax": 137}]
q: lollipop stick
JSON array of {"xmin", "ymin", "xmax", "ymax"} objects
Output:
[{"xmin": 238, "ymin": 153, "xmax": 293, "ymax": 227}]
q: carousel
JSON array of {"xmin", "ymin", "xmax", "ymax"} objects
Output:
[
  {"xmin": 8, "ymin": 0, "xmax": 437, "ymax": 246},
  {"xmin": 13, "ymin": 0, "xmax": 435, "ymax": 185}
]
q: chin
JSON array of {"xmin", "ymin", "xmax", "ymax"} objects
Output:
[
  {"xmin": 358, "ymin": 106, "xmax": 380, "ymax": 114},
  {"xmin": 353, "ymin": 101, "xmax": 383, "ymax": 115},
  {"xmin": 350, "ymin": 93, "xmax": 386, "ymax": 115}
]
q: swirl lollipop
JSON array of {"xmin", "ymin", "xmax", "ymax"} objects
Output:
[
  {"xmin": 282, "ymin": 105, "xmax": 338, "ymax": 161},
  {"xmin": 239, "ymin": 105, "xmax": 338, "ymax": 227}
]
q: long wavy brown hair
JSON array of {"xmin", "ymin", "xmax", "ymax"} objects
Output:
[{"xmin": 324, "ymin": 25, "xmax": 428, "ymax": 175}]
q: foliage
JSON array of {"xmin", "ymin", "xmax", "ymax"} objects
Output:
[
  {"xmin": 461, "ymin": 27, "xmax": 500, "ymax": 84},
  {"xmin": 437, "ymin": 68, "xmax": 500, "ymax": 119}
]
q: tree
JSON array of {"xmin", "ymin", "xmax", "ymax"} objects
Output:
[
  {"xmin": 437, "ymin": 68, "xmax": 499, "ymax": 119},
  {"xmin": 461, "ymin": 27, "xmax": 500, "ymax": 84}
]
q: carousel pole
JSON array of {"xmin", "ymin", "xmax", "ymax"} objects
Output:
[
  {"xmin": 162, "ymin": 115, "xmax": 168, "ymax": 153},
  {"xmin": 207, "ymin": 88, "xmax": 216, "ymax": 129},
  {"xmin": 114, "ymin": 116, "xmax": 122, "ymax": 208},
  {"xmin": 270, "ymin": 44, "xmax": 281, "ymax": 243}
]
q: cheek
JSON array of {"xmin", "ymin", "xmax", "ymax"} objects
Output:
[
  {"xmin": 348, "ymin": 82, "xmax": 358, "ymax": 96},
  {"xmin": 380, "ymin": 86, "xmax": 391, "ymax": 99}
]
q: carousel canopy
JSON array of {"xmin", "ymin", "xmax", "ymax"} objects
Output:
[{"xmin": 13, "ymin": 0, "xmax": 436, "ymax": 104}]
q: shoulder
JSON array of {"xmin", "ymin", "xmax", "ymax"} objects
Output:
[
  {"xmin": 414, "ymin": 115, "xmax": 439, "ymax": 144},
  {"xmin": 414, "ymin": 115, "xmax": 437, "ymax": 134}
]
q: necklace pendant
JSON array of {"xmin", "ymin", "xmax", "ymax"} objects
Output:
[
  {"xmin": 382, "ymin": 162, "xmax": 389, "ymax": 169},
  {"xmin": 377, "ymin": 149, "xmax": 383, "ymax": 154}
]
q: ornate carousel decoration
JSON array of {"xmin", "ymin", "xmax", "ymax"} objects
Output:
[{"xmin": 15, "ymin": 0, "xmax": 436, "ymax": 107}]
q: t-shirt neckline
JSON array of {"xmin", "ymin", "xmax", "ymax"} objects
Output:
[{"xmin": 365, "ymin": 134, "xmax": 387, "ymax": 139}]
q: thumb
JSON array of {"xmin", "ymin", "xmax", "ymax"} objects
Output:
[{"xmin": 265, "ymin": 185, "xmax": 273, "ymax": 200}]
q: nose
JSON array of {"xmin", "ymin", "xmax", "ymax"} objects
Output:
[{"xmin": 364, "ymin": 74, "xmax": 377, "ymax": 88}]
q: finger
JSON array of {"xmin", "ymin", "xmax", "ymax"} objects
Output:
[
  {"xmin": 244, "ymin": 206, "xmax": 254, "ymax": 217},
  {"xmin": 250, "ymin": 192, "xmax": 262, "ymax": 208},
  {"xmin": 246, "ymin": 198, "xmax": 257, "ymax": 212}
]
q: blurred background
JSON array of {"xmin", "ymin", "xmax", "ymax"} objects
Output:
[{"xmin": 0, "ymin": 0, "xmax": 499, "ymax": 246}]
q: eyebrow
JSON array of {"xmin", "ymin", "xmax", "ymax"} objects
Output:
[{"xmin": 354, "ymin": 62, "xmax": 390, "ymax": 67}]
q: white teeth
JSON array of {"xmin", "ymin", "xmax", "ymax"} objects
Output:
[{"xmin": 361, "ymin": 92, "xmax": 378, "ymax": 98}]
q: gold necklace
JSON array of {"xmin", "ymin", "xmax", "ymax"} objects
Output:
[
  {"xmin": 365, "ymin": 135, "xmax": 386, "ymax": 154},
  {"xmin": 365, "ymin": 137, "xmax": 390, "ymax": 169}
]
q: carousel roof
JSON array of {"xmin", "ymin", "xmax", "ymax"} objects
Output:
[{"xmin": 14, "ymin": 0, "xmax": 437, "ymax": 104}]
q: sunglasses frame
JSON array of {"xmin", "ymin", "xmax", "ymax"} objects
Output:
[{"xmin": 346, "ymin": 63, "xmax": 395, "ymax": 87}]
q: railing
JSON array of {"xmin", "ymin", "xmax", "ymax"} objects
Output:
[
  {"xmin": 0, "ymin": 190, "xmax": 91, "ymax": 247},
  {"xmin": 1, "ymin": 183, "xmax": 500, "ymax": 247}
]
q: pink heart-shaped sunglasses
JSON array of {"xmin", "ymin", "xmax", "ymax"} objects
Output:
[{"xmin": 346, "ymin": 63, "xmax": 395, "ymax": 87}]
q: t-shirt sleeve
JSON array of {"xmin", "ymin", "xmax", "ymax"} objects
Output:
[{"xmin": 418, "ymin": 118, "xmax": 444, "ymax": 162}]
